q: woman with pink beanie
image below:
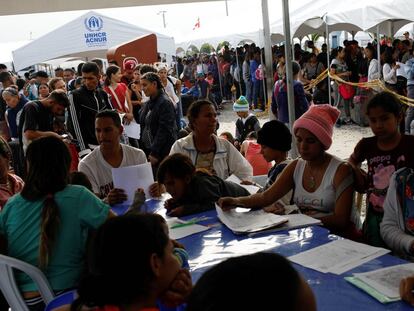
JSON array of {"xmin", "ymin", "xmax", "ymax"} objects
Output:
[{"xmin": 219, "ymin": 104, "xmax": 356, "ymax": 237}]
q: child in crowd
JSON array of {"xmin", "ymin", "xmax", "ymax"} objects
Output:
[
  {"xmin": 257, "ymin": 120, "xmax": 292, "ymax": 193},
  {"xmin": 187, "ymin": 252, "xmax": 316, "ymax": 311},
  {"xmin": 233, "ymin": 96, "xmax": 260, "ymax": 149},
  {"xmin": 240, "ymin": 131, "xmax": 271, "ymax": 176},
  {"xmin": 158, "ymin": 153, "xmax": 250, "ymax": 216},
  {"xmin": 0, "ymin": 136, "xmax": 23, "ymax": 210},
  {"xmin": 219, "ymin": 131, "xmax": 235, "ymax": 146},
  {"xmin": 349, "ymin": 92, "xmax": 414, "ymax": 247},
  {"xmin": 71, "ymin": 214, "xmax": 192, "ymax": 311}
]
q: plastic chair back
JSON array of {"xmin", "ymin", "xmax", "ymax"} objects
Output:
[
  {"xmin": 44, "ymin": 289, "xmax": 77, "ymax": 311},
  {"xmin": 0, "ymin": 254, "xmax": 54, "ymax": 311}
]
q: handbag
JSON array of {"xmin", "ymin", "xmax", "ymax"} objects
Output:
[{"xmin": 338, "ymin": 83, "xmax": 355, "ymax": 100}]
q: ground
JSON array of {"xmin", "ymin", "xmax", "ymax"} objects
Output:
[{"xmin": 215, "ymin": 102, "xmax": 373, "ymax": 159}]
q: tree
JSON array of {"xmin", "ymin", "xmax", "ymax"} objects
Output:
[
  {"xmin": 200, "ymin": 43, "xmax": 214, "ymax": 54},
  {"xmin": 304, "ymin": 33, "xmax": 321, "ymax": 49},
  {"xmin": 186, "ymin": 45, "xmax": 200, "ymax": 56},
  {"xmin": 216, "ymin": 41, "xmax": 231, "ymax": 52}
]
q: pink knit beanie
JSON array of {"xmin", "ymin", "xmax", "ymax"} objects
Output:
[{"xmin": 293, "ymin": 104, "xmax": 340, "ymax": 150}]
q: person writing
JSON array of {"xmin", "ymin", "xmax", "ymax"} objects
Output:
[{"xmin": 219, "ymin": 104, "xmax": 355, "ymax": 236}]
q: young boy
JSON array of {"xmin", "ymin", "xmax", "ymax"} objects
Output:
[{"xmin": 233, "ymin": 95, "xmax": 260, "ymax": 149}]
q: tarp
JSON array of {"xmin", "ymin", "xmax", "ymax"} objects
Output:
[{"xmin": 12, "ymin": 11, "xmax": 176, "ymax": 71}]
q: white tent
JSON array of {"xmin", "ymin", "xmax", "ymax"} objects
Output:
[
  {"xmin": 12, "ymin": 11, "xmax": 176, "ymax": 71},
  {"xmin": 176, "ymin": 30, "xmax": 265, "ymax": 51}
]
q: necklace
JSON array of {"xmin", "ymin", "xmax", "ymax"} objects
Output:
[{"xmin": 308, "ymin": 166, "xmax": 317, "ymax": 190}]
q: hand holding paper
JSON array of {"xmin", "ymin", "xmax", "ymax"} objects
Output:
[{"xmin": 112, "ymin": 162, "xmax": 154, "ymax": 204}]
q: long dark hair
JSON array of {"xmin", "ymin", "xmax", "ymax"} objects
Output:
[
  {"xmin": 72, "ymin": 214, "xmax": 169, "ymax": 309},
  {"xmin": 22, "ymin": 136, "xmax": 71, "ymax": 269},
  {"xmin": 104, "ymin": 65, "xmax": 120, "ymax": 86}
]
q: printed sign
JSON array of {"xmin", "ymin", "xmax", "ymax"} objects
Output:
[{"xmin": 83, "ymin": 15, "xmax": 107, "ymax": 47}]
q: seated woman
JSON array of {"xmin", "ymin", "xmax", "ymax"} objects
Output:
[
  {"xmin": 0, "ymin": 136, "xmax": 112, "ymax": 311},
  {"xmin": 219, "ymin": 104, "xmax": 355, "ymax": 236},
  {"xmin": 0, "ymin": 136, "xmax": 23, "ymax": 210},
  {"xmin": 170, "ymin": 100, "xmax": 253, "ymax": 181},
  {"xmin": 187, "ymin": 252, "xmax": 316, "ymax": 311},
  {"xmin": 71, "ymin": 214, "xmax": 192, "ymax": 311},
  {"xmin": 158, "ymin": 153, "xmax": 250, "ymax": 216}
]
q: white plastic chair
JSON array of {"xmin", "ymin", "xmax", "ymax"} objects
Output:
[{"xmin": 0, "ymin": 254, "xmax": 54, "ymax": 311}]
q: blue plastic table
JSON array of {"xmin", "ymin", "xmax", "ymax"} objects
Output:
[{"xmin": 139, "ymin": 199, "xmax": 413, "ymax": 311}]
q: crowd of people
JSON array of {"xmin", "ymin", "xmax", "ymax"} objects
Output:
[{"xmin": 1, "ymin": 36, "xmax": 414, "ymax": 310}]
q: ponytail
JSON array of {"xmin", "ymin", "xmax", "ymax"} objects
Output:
[{"xmin": 38, "ymin": 195, "xmax": 61, "ymax": 269}]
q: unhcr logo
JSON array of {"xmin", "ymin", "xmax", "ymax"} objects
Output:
[{"xmin": 84, "ymin": 16, "xmax": 103, "ymax": 32}]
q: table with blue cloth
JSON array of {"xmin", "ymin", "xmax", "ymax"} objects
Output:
[{"xmin": 136, "ymin": 198, "xmax": 413, "ymax": 311}]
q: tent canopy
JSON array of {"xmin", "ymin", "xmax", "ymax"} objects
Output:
[{"xmin": 12, "ymin": 11, "xmax": 176, "ymax": 71}]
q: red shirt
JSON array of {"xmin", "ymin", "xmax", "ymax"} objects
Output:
[{"xmin": 104, "ymin": 83, "xmax": 129, "ymax": 113}]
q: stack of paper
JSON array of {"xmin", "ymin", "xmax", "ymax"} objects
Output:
[
  {"xmin": 345, "ymin": 263, "xmax": 414, "ymax": 303},
  {"xmin": 216, "ymin": 204, "xmax": 288, "ymax": 234},
  {"xmin": 289, "ymin": 239, "xmax": 390, "ymax": 275},
  {"xmin": 226, "ymin": 174, "xmax": 260, "ymax": 194},
  {"xmin": 248, "ymin": 214, "xmax": 321, "ymax": 237}
]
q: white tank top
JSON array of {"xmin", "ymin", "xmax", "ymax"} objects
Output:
[{"xmin": 293, "ymin": 156, "xmax": 343, "ymax": 215}]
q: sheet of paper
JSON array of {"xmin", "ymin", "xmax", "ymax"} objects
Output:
[
  {"xmin": 216, "ymin": 204, "xmax": 288, "ymax": 234},
  {"xmin": 169, "ymin": 224, "xmax": 210, "ymax": 240},
  {"xmin": 249, "ymin": 214, "xmax": 321, "ymax": 237},
  {"xmin": 397, "ymin": 62, "xmax": 408, "ymax": 79},
  {"xmin": 112, "ymin": 162, "xmax": 154, "ymax": 204},
  {"xmin": 289, "ymin": 239, "xmax": 389, "ymax": 275},
  {"xmin": 226, "ymin": 174, "xmax": 260, "ymax": 194},
  {"xmin": 123, "ymin": 119, "xmax": 141, "ymax": 139},
  {"xmin": 354, "ymin": 263, "xmax": 414, "ymax": 299}
]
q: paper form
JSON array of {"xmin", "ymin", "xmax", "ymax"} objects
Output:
[
  {"xmin": 289, "ymin": 239, "xmax": 389, "ymax": 275},
  {"xmin": 226, "ymin": 174, "xmax": 260, "ymax": 194},
  {"xmin": 354, "ymin": 263, "xmax": 414, "ymax": 299},
  {"xmin": 112, "ymin": 162, "xmax": 154, "ymax": 204}
]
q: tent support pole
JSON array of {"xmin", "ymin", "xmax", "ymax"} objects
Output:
[
  {"xmin": 325, "ymin": 18, "xmax": 332, "ymax": 107},
  {"xmin": 377, "ymin": 25, "xmax": 381, "ymax": 75},
  {"xmin": 261, "ymin": 0, "xmax": 274, "ymax": 117},
  {"xmin": 282, "ymin": 0, "xmax": 297, "ymax": 158}
]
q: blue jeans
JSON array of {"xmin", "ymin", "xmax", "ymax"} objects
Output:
[{"xmin": 244, "ymin": 79, "xmax": 252, "ymax": 104}]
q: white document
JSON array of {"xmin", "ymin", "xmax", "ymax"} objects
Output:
[
  {"xmin": 112, "ymin": 162, "xmax": 154, "ymax": 204},
  {"xmin": 123, "ymin": 120, "xmax": 141, "ymax": 139},
  {"xmin": 169, "ymin": 224, "xmax": 210, "ymax": 240},
  {"xmin": 216, "ymin": 204, "xmax": 288, "ymax": 234},
  {"xmin": 248, "ymin": 213, "xmax": 321, "ymax": 237},
  {"xmin": 353, "ymin": 263, "xmax": 414, "ymax": 299},
  {"xmin": 289, "ymin": 239, "xmax": 390, "ymax": 275},
  {"xmin": 397, "ymin": 62, "xmax": 408, "ymax": 79},
  {"xmin": 226, "ymin": 174, "xmax": 260, "ymax": 194},
  {"xmin": 166, "ymin": 217, "xmax": 210, "ymax": 240}
]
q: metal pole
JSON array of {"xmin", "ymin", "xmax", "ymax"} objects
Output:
[
  {"xmin": 225, "ymin": 0, "xmax": 229, "ymax": 16},
  {"xmin": 282, "ymin": 0, "xmax": 297, "ymax": 158},
  {"xmin": 261, "ymin": 0, "xmax": 275, "ymax": 116},
  {"xmin": 325, "ymin": 18, "xmax": 332, "ymax": 106},
  {"xmin": 377, "ymin": 25, "xmax": 381, "ymax": 76}
]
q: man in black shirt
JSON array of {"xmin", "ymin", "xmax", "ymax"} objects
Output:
[
  {"xmin": 19, "ymin": 90, "xmax": 69, "ymax": 154},
  {"xmin": 67, "ymin": 62, "xmax": 112, "ymax": 158}
]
